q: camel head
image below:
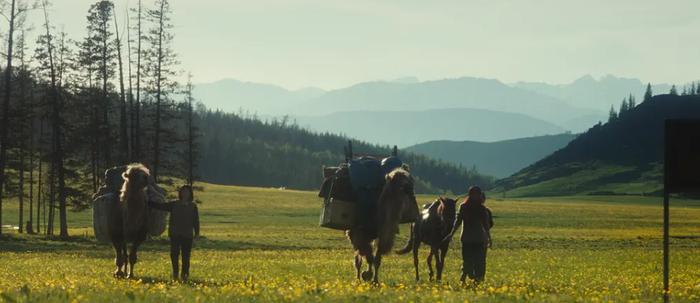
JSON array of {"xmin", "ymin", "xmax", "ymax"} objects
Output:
[
  {"xmin": 121, "ymin": 163, "xmax": 151, "ymax": 193},
  {"xmin": 386, "ymin": 168, "xmax": 415, "ymax": 197},
  {"xmin": 380, "ymin": 168, "xmax": 418, "ymax": 215}
]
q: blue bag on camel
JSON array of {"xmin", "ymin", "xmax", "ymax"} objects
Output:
[{"xmin": 349, "ymin": 157, "xmax": 389, "ymax": 229}]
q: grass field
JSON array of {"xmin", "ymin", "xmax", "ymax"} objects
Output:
[{"xmin": 1, "ymin": 183, "xmax": 699, "ymax": 302}]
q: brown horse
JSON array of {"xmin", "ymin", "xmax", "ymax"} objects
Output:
[
  {"xmin": 109, "ymin": 163, "xmax": 151, "ymax": 278},
  {"xmin": 397, "ymin": 197, "xmax": 457, "ymax": 282},
  {"xmin": 347, "ymin": 168, "xmax": 417, "ymax": 284}
]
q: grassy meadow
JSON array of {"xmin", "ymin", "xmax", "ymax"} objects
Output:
[{"xmin": 0, "ymin": 183, "xmax": 699, "ymax": 302}]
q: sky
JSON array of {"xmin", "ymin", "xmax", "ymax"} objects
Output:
[{"xmin": 15, "ymin": 0, "xmax": 700, "ymax": 90}]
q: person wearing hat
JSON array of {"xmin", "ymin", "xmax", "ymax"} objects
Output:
[{"xmin": 443, "ymin": 186, "xmax": 494, "ymax": 283}]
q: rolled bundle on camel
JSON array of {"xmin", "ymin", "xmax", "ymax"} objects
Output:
[{"xmin": 92, "ymin": 165, "xmax": 168, "ymax": 243}]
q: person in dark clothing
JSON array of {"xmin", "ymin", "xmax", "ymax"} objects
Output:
[
  {"xmin": 149, "ymin": 185, "xmax": 200, "ymax": 281},
  {"xmin": 443, "ymin": 186, "xmax": 493, "ymax": 283}
]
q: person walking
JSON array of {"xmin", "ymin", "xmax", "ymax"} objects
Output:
[
  {"xmin": 443, "ymin": 186, "xmax": 493, "ymax": 283},
  {"xmin": 149, "ymin": 185, "xmax": 200, "ymax": 281}
]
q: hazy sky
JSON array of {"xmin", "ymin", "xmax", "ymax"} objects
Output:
[{"xmin": 21, "ymin": 0, "xmax": 700, "ymax": 89}]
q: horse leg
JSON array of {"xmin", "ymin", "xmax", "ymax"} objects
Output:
[
  {"xmin": 437, "ymin": 245, "xmax": 448, "ymax": 282},
  {"xmin": 372, "ymin": 253, "xmax": 382, "ymax": 285},
  {"xmin": 354, "ymin": 254, "xmax": 363, "ymax": 280},
  {"xmin": 412, "ymin": 240, "xmax": 420, "ymax": 281},
  {"xmin": 113, "ymin": 242, "xmax": 126, "ymax": 278},
  {"xmin": 127, "ymin": 242, "xmax": 140, "ymax": 279},
  {"xmin": 427, "ymin": 248, "xmax": 435, "ymax": 281}
]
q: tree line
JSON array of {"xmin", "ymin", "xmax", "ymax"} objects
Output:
[
  {"xmin": 0, "ymin": 0, "xmax": 197, "ymax": 238},
  {"xmin": 0, "ymin": 0, "xmax": 494, "ymax": 239},
  {"xmin": 608, "ymin": 82, "xmax": 700, "ymax": 123},
  {"xmin": 196, "ymin": 110, "xmax": 494, "ymax": 194}
]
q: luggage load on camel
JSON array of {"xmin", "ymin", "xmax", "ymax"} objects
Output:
[
  {"xmin": 318, "ymin": 142, "xmax": 419, "ymax": 231},
  {"xmin": 92, "ymin": 165, "xmax": 169, "ymax": 243}
]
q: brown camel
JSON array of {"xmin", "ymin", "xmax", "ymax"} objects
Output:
[
  {"xmin": 109, "ymin": 163, "xmax": 151, "ymax": 279},
  {"xmin": 347, "ymin": 168, "xmax": 417, "ymax": 284},
  {"xmin": 396, "ymin": 197, "xmax": 457, "ymax": 282}
]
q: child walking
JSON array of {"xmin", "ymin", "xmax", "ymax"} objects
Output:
[
  {"xmin": 443, "ymin": 186, "xmax": 494, "ymax": 283},
  {"xmin": 149, "ymin": 185, "xmax": 200, "ymax": 281}
]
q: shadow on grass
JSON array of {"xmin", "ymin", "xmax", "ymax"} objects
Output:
[
  {"xmin": 0, "ymin": 234, "xmax": 324, "ymax": 254},
  {"xmin": 132, "ymin": 275, "xmax": 172, "ymax": 285},
  {"xmin": 0, "ymin": 234, "xmax": 112, "ymax": 257},
  {"xmin": 173, "ymin": 237, "xmax": 321, "ymax": 251},
  {"xmin": 129, "ymin": 276, "xmax": 226, "ymax": 288}
]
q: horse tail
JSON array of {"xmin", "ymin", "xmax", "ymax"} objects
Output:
[{"xmin": 395, "ymin": 223, "xmax": 415, "ymax": 255}]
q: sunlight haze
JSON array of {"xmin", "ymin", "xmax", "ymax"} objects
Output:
[{"xmin": 36, "ymin": 0, "xmax": 700, "ymax": 89}]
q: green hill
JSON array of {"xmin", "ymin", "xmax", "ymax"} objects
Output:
[
  {"xmin": 405, "ymin": 134, "xmax": 577, "ymax": 178},
  {"xmin": 496, "ymin": 94, "xmax": 700, "ymax": 197}
]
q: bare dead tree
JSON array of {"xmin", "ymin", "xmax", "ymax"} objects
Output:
[{"xmin": 114, "ymin": 6, "xmax": 129, "ymax": 163}]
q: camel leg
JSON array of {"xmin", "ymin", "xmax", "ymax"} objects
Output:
[
  {"xmin": 113, "ymin": 242, "xmax": 126, "ymax": 278},
  {"xmin": 372, "ymin": 254, "xmax": 382, "ymax": 285},
  {"xmin": 427, "ymin": 249, "xmax": 435, "ymax": 281},
  {"xmin": 361, "ymin": 254, "xmax": 374, "ymax": 282},
  {"xmin": 127, "ymin": 243, "xmax": 140, "ymax": 279},
  {"xmin": 354, "ymin": 254, "xmax": 363, "ymax": 280},
  {"xmin": 122, "ymin": 245, "xmax": 128, "ymax": 276}
]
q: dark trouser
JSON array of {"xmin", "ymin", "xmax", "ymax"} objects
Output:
[
  {"xmin": 170, "ymin": 236, "xmax": 193, "ymax": 279},
  {"xmin": 461, "ymin": 242, "xmax": 487, "ymax": 282}
]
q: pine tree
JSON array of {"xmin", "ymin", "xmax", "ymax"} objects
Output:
[
  {"xmin": 619, "ymin": 98, "xmax": 629, "ymax": 117},
  {"xmin": 628, "ymin": 94, "xmax": 636, "ymax": 109},
  {"xmin": 0, "ymin": 0, "xmax": 28, "ymax": 235},
  {"xmin": 643, "ymin": 83, "xmax": 653, "ymax": 102},
  {"xmin": 183, "ymin": 73, "xmax": 199, "ymax": 186},
  {"xmin": 145, "ymin": 0, "xmax": 179, "ymax": 181},
  {"xmin": 86, "ymin": 0, "xmax": 116, "ymax": 169},
  {"xmin": 608, "ymin": 105, "xmax": 618, "ymax": 123},
  {"xmin": 129, "ymin": 0, "xmax": 145, "ymax": 161},
  {"xmin": 14, "ymin": 29, "xmax": 32, "ymax": 233},
  {"xmin": 39, "ymin": 0, "xmax": 69, "ymax": 238},
  {"xmin": 670, "ymin": 85, "xmax": 678, "ymax": 96}
]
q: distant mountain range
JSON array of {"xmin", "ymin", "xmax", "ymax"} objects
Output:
[
  {"xmin": 194, "ymin": 79, "xmax": 325, "ymax": 114},
  {"xmin": 293, "ymin": 77, "xmax": 603, "ymax": 131},
  {"xmin": 405, "ymin": 134, "xmax": 577, "ymax": 178},
  {"xmin": 513, "ymin": 74, "xmax": 675, "ymax": 112},
  {"xmin": 495, "ymin": 94, "xmax": 700, "ymax": 197},
  {"xmin": 295, "ymin": 108, "xmax": 567, "ymax": 148},
  {"xmin": 194, "ymin": 75, "xmax": 688, "ymax": 146}
]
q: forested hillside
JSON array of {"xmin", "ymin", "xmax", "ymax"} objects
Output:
[
  {"xmin": 196, "ymin": 111, "xmax": 494, "ymax": 194},
  {"xmin": 496, "ymin": 93, "xmax": 700, "ymax": 196}
]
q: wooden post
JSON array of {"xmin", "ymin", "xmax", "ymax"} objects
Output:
[
  {"xmin": 663, "ymin": 191, "xmax": 669, "ymax": 303},
  {"xmin": 662, "ymin": 120, "xmax": 670, "ymax": 303}
]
